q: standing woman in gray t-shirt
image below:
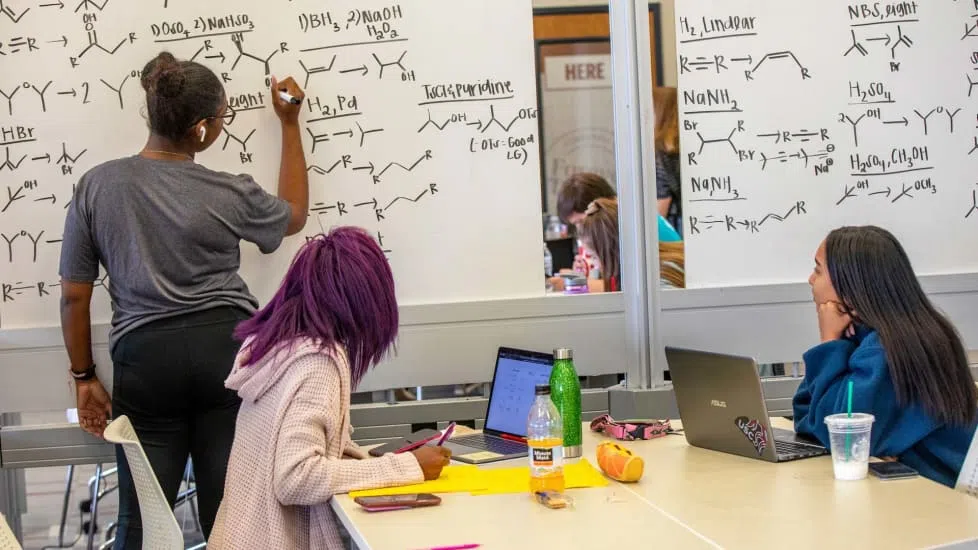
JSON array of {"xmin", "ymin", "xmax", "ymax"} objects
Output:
[{"xmin": 58, "ymin": 51, "xmax": 309, "ymax": 548}]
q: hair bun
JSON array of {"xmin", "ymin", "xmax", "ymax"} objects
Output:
[{"xmin": 140, "ymin": 51, "xmax": 183, "ymax": 96}]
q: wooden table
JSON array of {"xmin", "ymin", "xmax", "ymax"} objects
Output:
[{"xmin": 332, "ymin": 421, "xmax": 978, "ymax": 549}]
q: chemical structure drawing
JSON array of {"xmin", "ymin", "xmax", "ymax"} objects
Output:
[
  {"xmin": 306, "ymin": 127, "xmax": 330, "ymax": 154},
  {"xmin": 695, "ymin": 126, "xmax": 743, "ymax": 157},
  {"xmin": 230, "ymin": 35, "xmax": 277, "ymax": 75},
  {"xmin": 968, "ymin": 74, "xmax": 978, "ymax": 98},
  {"xmin": 0, "ymin": 82, "xmax": 48, "ymax": 116},
  {"xmin": 56, "ymin": 142, "xmax": 87, "ymax": 165},
  {"xmin": 371, "ymin": 51, "xmax": 407, "ymax": 79},
  {"xmin": 840, "ymin": 113, "xmax": 871, "ymax": 147},
  {"xmin": 221, "ymin": 127, "xmax": 255, "ymax": 152},
  {"xmin": 970, "ymin": 136, "xmax": 978, "ymax": 156},
  {"xmin": 963, "ymin": 19, "xmax": 978, "ymax": 40},
  {"xmin": 844, "ymin": 25, "xmax": 914, "ymax": 59},
  {"xmin": 0, "ymin": 36, "xmax": 42, "ymax": 56},
  {"xmin": 76, "ymin": 30, "xmax": 129, "ymax": 61},
  {"xmin": 417, "ymin": 110, "xmax": 475, "ymax": 133},
  {"xmin": 0, "ymin": 0, "xmax": 29, "ymax": 23},
  {"xmin": 1, "ymin": 280, "xmax": 63, "ymax": 303},
  {"xmin": 679, "ymin": 54, "xmax": 755, "ymax": 75},
  {"xmin": 355, "ymin": 122, "xmax": 383, "ymax": 147},
  {"xmin": 0, "ymin": 148, "xmax": 27, "ymax": 173},
  {"xmin": 746, "ymin": 51, "xmax": 810, "ymax": 80},
  {"xmin": 687, "ymin": 201, "xmax": 808, "ymax": 235},
  {"xmin": 377, "ymin": 150, "xmax": 432, "ymax": 178},
  {"xmin": 299, "ymin": 56, "xmax": 336, "ymax": 89},
  {"xmin": 99, "ymin": 74, "xmax": 130, "ymax": 110},
  {"xmin": 913, "ymin": 107, "xmax": 962, "ymax": 135},
  {"xmin": 967, "ymin": 186, "xmax": 978, "ymax": 219},
  {"xmin": 1, "ymin": 229, "xmax": 46, "ymax": 263},
  {"xmin": 2, "ymin": 182, "xmax": 31, "ymax": 212},
  {"xmin": 383, "ymin": 183, "xmax": 438, "ymax": 213},
  {"xmin": 758, "ymin": 146, "xmax": 834, "ymax": 170},
  {"xmin": 480, "ymin": 105, "xmax": 537, "ymax": 134},
  {"xmin": 74, "ymin": 0, "xmax": 107, "ymax": 13},
  {"xmin": 756, "ymin": 128, "xmax": 830, "ymax": 144}
]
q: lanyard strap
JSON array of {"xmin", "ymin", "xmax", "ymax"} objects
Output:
[{"xmin": 589, "ymin": 414, "xmax": 672, "ymax": 441}]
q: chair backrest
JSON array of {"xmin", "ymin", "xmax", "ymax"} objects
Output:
[
  {"xmin": 956, "ymin": 426, "xmax": 978, "ymax": 498},
  {"xmin": 103, "ymin": 416, "xmax": 185, "ymax": 550},
  {"xmin": 0, "ymin": 514, "xmax": 22, "ymax": 550}
]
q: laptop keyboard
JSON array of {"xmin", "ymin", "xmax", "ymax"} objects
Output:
[
  {"xmin": 775, "ymin": 439, "xmax": 827, "ymax": 460},
  {"xmin": 452, "ymin": 434, "xmax": 527, "ymax": 455}
]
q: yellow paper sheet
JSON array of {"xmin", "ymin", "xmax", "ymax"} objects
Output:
[
  {"xmin": 349, "ymin": 465, "xmax": 485, "ymax": 498},
  {"xmin": 469, "ymin": 459, "xmax": 609, "ymax": 496}
]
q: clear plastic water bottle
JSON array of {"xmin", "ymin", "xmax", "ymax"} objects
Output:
[
  {"xmin": 543, "ymin": 244, "xmax": 553, "ymax": 277},
  {"xmin": 527, "ymin": 384, "xmax": 565, "ymax": 494}
]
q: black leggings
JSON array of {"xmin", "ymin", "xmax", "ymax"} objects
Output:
[{"xmin": 110, "ymin": 306, "xmax": 248, "ymax": 549}]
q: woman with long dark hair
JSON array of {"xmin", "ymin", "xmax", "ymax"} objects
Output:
[
  {"xmin": 59, "ymin": 51, "xmax": 309, "ymax": 546},
  {"xmin": 209, "ymin": 227, "xmax": 450, "ymax": 549},
  {"xmin": 793, "ymin": 225, "xmax": 978, "ymax": 487}
]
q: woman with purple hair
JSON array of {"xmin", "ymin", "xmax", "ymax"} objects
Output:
[{"xmin": 208, "ymin": 227, "xmax": 451, "ymax": 550}]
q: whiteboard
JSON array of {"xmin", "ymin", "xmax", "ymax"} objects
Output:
[
  {"xmin": 676, "ymin": 0, "xmax": 978, "ymax": 288},
  {"xmin": 0, "ymin": 0, "xmax": 545, "ymax": 329},
  {"xmin": 540, "ymin": 53, "xmax": 616, "ymax": 213}
]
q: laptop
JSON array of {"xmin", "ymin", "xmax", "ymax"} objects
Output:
[
  {"xmin": 665, "ymin": 346, "xmax": 828, "ymax": 462},
  {"xmin": 442, "ymin": 347, "xmax": 554, "ymax": 464}
]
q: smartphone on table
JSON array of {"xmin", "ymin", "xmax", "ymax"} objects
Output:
[
  {"xmin": 354, "ymin": 493, "xmax": 442, "ymax": 512},
  {"xmin": 868, "ymin": 461, "xmax": 918, "ymax": 480}
]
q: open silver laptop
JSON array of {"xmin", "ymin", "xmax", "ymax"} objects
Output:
[
  {"xmin": 442, "ymin": 347, "xmax": 554, "ymax": 464},
  {"xmin": 665, "ymin": 347, "xmax": 828, "ymax": 463}
]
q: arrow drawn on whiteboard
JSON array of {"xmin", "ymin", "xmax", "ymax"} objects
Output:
[
  {"xmin": 869, "ymin": 187, "xmax": 892, "ymax": 198},
  {"xmin": 883, "ymin": 117, "xmax": 908, "ymax": 126}
]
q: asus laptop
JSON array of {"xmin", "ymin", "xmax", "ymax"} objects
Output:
[
  {"xmin": 443, "ymin": 347, "xmax": 554, "ymax": 465},
  {"xmin": 666, "ymin": 347, "xmax": 828, "ymax": 462}
]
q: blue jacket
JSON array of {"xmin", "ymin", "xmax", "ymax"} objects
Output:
[{"xmin": 793, "ymin": 326, "xmax": 977, "ymax": 487}]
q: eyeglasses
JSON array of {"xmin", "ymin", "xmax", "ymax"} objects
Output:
[
  {"xmin": 211, "ymin": 104, "xmax": 236, "ymax": 126},
  {"xmin": 189, "ymin": 104, "xmax": 236, "ymax": 130}
]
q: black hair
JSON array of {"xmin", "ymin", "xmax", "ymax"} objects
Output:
[
  {"xmin": 825, "ymin": 225, "xmax": 977, "ymax": 426},
  {"xmin": 140, "ymin": 51, "xmax": 224, "ymax": 142}
]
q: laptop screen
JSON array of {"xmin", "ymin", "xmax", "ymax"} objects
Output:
[{"xmin": 484, "ymin": 349, "xmax": 554, "ymax": 437}]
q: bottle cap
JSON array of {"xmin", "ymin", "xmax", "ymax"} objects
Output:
[
  {"xmin": 554, "ymin": 348, "xmax": 573, "ymax": 360},
  {"xmin": 535, "ymin": 384, "xmax": 551, "ymax": 395}
]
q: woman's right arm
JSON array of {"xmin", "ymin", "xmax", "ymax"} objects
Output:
[
  {"xmin": 270, "ymin": 76, "xmax": 309, "ymax": 236},
  {"xmin": 272, "ymin": 377, "xmax": 427, "ymax": 506}
]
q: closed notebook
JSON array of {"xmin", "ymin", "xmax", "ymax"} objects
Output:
[{"xmin": 348, "ymin": 459, "xmax": 608, "ymax": 498}]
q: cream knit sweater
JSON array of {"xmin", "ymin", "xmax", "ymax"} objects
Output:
[{"xmin": 209, "ymin": 338, "xmax": 424, "ymax": 550}]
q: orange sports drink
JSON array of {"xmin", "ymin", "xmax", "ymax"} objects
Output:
[{"xmin": 526, "ymin": 385, "xmax": 565, "ymax": 495}]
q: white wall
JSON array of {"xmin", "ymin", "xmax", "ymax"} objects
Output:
[{"xmin": 531, "ymin": 0, "xmax": 677, "ymax": 87}]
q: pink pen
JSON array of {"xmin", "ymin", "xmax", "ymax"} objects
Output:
[{"xmin": 436, "ymin": 422, "xmax": 456, "ymax": 446}]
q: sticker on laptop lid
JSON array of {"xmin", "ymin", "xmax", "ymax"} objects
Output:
[
  {"xmin": 735, "ymin": 416, "xmax": 768, "ymax": 456},
  {"xmin": 460, "ymin": 451, "xmax": 504, "ymax": 461}
]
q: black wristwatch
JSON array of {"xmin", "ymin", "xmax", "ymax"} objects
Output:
[{"xmin": 70, "ymin": 364, "xmax": 97, "ymax": 381}]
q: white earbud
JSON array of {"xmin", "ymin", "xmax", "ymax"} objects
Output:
[{"xmin": 199, "ymin": 127, "xmax": 207, "ymax": 143}]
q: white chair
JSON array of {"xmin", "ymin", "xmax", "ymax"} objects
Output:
[
  {"xmin": 0, "ymin": 514, "xmax": 22, "ymax": 550},
  {"xmin": 956, "ymin": 426, "xmax": 978, "ymax": 498},
  {"xmin": 102, "ymin": 416, "xmax": 185, "ymax": 550}
]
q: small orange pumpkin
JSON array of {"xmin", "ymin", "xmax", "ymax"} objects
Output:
[{"xmin": 596, "ymin": 441, "xmax": 644, "ymax": 483}]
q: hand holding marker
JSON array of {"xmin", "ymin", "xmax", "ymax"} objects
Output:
[{"xmin": 278, "ymin": 90, "xmax": 301, "ymax": 105}]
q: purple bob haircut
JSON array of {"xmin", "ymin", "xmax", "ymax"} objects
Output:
[{"xmin": 234, "ymin": 226, "xmax": 399, "ymax": 387}]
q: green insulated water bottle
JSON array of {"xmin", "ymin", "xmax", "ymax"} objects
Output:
[{"xmin": 550, "ymin": 348, "xmax": 582, "ymax": 458}]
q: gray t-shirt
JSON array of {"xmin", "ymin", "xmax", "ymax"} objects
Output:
[{"xmin": 59, "ymin": 155, "xmax": 291, "ymax": 351}]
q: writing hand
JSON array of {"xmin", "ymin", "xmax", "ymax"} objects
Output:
[{"xmin": 270, "ymin": 76, "xmax": 304, "ymax": 125}]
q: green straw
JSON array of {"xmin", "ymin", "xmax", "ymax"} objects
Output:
[{"xmin": 845, "ymin": 380, "xmax": 854, "ymax": 461}]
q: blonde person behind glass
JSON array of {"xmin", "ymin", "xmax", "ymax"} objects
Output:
[{"xmin": 209, "ymin": 228, "xmax": 451, "ymax": 550}]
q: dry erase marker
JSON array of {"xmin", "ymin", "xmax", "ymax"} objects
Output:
[
  {"xmin": 436, "ymin": 422, "xmax": 456, "ymax": 446},
  {"xmin": 278, "ymin": 91, "xmax": 301, "ymax": 105}
]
